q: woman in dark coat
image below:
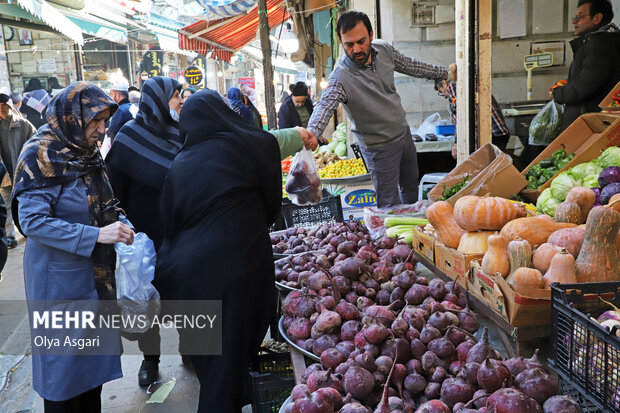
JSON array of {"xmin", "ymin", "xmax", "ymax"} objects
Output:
[
  {"xmin": 155, "ymin": 89, "xmax": 281, "ymax": 412},
  {"xmin": 226, "ymin": 87, "xmax": 255, "ymax": 125},
  {"xmin": 105, "ymin": 76, "xmax": 183, "ymax": 386}
]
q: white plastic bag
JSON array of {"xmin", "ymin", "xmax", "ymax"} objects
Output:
[
  {"xmin": 100, "ymin": 135, "xmax": 112, "ymax": 159},
  {"xmin": 285, "ymin": 148, "xmax": 323, "ymax": 206},
  {"xmin": 114, "ymin": 232, "xmax": 160, "ymax": 334},
  {"xmin": 411, "ymin": 113, "xmax": 442, "ymax": 139}
]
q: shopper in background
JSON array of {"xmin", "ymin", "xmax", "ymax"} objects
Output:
[
  {"xmin": 21, "ymin": 78, "xmax": 50, "ymax": 130},
  {"xmin": 277, "ymin": 82, "xmax": 314, "ymax": 129},
  {"xmin": 552, "ymin": 0, "xmax": 620, "ymax": 130},
  {"xmin": 155, "ymin": 89, "xmax": 281, "ymax": 412},
  {"xmin": 106, "ymin": 84, "xmax": 135, "ymax": 142},
  {"xmin": 105, "ymin": 77, "xmax": 183, "ymax": 387},
  {"xmin": 181, "ymin": 87, "xmax": 196, "ymax": 104},
  {"xmin": 243, "ymin": 94, "xmax": 263, "ymax": 129},
  {"xmin": 0, "ymin": 93, "xmax": 35, "ymax": 249},
  {"xmin": 307, "ymin": 11, "xmax": 456, "ymax": 208},
  {"xmin": 13, "ymin": 81, "xmax": 131, "ymax": 412},
  {"xmin": 128, "ymin": 90, "xmax": 140, "ymax": 104},
  {"xmin": 9, "ymin": 92, "xmax": 22, "ymax": 111},
  {"xmin": 226, "ymin": 87, "xmax": 255, "ymax": 124},
  {"xmin": 434, "ymin": 78, "xmax": 510, "ymax": 157},
  {"xmin": 47, "ymin": 77, "xmax": 63, "ymax": 97}
]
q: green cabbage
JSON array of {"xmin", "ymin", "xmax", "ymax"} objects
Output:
[
  {"xmin": 581, "ymin": 174, "xmax": 600, "ymax": 188},
  {"xmin": 550, "ymin": 171, "xmax": 580, "ymax": 200},
  {"xmin": 570, "ymin": 162, "xmax": 602, "ymax": 179},
  {"xmin": 597, "ymin": 146, "xmax": 620, "ymax": 168},
  {"xmin": 537, "ymin": 188, "xmax": 562, "ymax": 217},
  {"xmin": 335, "ymin": 142, "xmax": 347, "ymax": 157}
]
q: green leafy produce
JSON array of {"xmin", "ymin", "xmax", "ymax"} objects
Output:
[
  {"xmin": 525, "ymin": 148, "xmax": 574, "ymax": 189},
  {"xmin": 571, "ymin": 162, "xmax": 603, "ymax": 179},
  {"xmin": 440, "ymin": 174, "xmax": 469, "ymax": 200},
  {"xmin": 536, "ymin": 188, "xmax": 562, "ymax": 217},
  {"xmin": 597, "ymin": 146, "xmax": 620, "ymax": 168},
  {"xmin": 581, "ymin": 174, "xmax": 600, "ymax": 188},
  {"xmin": 550, "ymin": 171, "xmax": 580, "ymax": 200}
]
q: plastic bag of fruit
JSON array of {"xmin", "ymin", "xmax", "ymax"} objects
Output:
[{"xmin": 285, "ymin": 148, "xmax": 323, "ymax": 205}]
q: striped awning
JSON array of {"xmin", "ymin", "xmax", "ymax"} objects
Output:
[
  {"xmin": 178, "ymin": 0, "xmax": 289, "ymax": 62},
  {"xmin": 15, "ymin": 0, "xmax": 84, "ymax": 44}
]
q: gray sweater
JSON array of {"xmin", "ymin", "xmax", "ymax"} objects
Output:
[{"xmin": 318, "ymin": 40, "xmax": 448, "ymax": 148}]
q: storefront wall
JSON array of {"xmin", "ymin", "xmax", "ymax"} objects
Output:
[
  {"xmin": 361, "ymin": 0, "xmax": 620, "ymax": 129},
  {"xmin": 3, "ymin": 26, "xmax": 76, "ymax": 93}
]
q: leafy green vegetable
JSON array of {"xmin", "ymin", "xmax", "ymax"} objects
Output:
[
  {"xmin": 440, "ymin": 174, "xmax": 470, "ymax": 201},
  {"xmin": 571, "ymin": 162, "xmax": 603, "ymax": 179},
  {"xmin": 537, "ymin": 188, "xmax": 562, "ymax": 217},
  {"xmin": 550, "ymin": 171, "xmax": 580, "ymax": 200},
  {"xmin": 529, "ymin": 101, "xmax": 564, "ymax": 146},
  {"xmin": 597, "ymin": 146, "xmax": 620, "ymax": 168},
  {"xmin": 581, "ymin": 174, "xmax": 600, "ymax": 188}
]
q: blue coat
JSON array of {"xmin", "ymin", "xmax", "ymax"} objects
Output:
[
  {"xmin": 17, "ymin": 178, "xmax": 122, "ymax": 401},
  {"xmin": 106, "ymin": 99, "xmax": 136, "ymax": 141}
]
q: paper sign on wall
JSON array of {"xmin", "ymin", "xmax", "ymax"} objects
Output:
[{"xmin": 38, "ymin": 59, "xmax": 57, "ymax": 73}]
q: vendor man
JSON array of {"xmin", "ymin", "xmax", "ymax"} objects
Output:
[
  {"xmin": 307, "ymin": 11, "xmax": 456, "ymax": 207},
  {"xmin": 551, "ymin": 0, "xmax": 620, "ymax": 130}
]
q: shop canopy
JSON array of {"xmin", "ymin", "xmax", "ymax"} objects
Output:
[
  {"xmin": 51, "ymin": 4, "xmax": 128, "ymax": 44},
  {"xmin": 178, "ymin": 0, "xmax": 289, "ymax": 62},
  {"xmin": 146, "ymin": 12, "xmax": 197, "ymax": 57},
  {"xmin": 12, "ymin": 0, "xmax": 84, "ymax": 45}
]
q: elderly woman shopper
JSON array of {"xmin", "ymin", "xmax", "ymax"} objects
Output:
[
  {"xmin": 155, "ymin": 89, "xmax": 281, "ymax": 412},
  {"xmin": 13, "ymin": 82, "xmax": 134, "ymax": 412},
  {"xmin": 226, "ymin": 87, "xmax": 255, "ymax": 124},
  {"xmin": 105, "ymin": 76, "xmax": 183, "ymax": 386}
]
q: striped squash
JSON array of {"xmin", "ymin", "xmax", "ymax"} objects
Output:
[{"xmin": 454, "ymin": 195, "xmax": 528, "ymax": 231}]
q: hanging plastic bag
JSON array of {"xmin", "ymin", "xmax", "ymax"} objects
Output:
[
  {"xmin": 114, "ymin": 232, "xmax": 160, "ymax": 334},
  {"xmin": 529, "ymin": 101, "xmax": 564, "ymax": 146},
  {"xmin": 285, "ymin": 148, "xmax": 323, "ymax": 206},
  {"xmin": 411, "ymin": 113, "xmax": 443, "ymax": 139}
]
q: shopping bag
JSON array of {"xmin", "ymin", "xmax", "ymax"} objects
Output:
[
  {"xmin": 114, "ymin": 232, "xmax": 160, "ymax": 333},
  {"xmin": 529, "ymin": 101, "xmax": 564, "ymax": 146},
  {"xmin": 285, "ymin": 148, "xmax": 323, "ymax": 206},
  {"xmin": 411, "ymin": 113, "xmax": 443, "ymax": 139}
]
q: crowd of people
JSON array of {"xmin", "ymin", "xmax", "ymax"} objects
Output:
[{"xmin": 5, "ymin": 2, "xmax": 618, "ymax": 412}]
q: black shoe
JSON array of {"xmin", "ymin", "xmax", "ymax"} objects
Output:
[
  {"xmin": 138, "ymin": 359, "xmax": 159, "ymax": 386},
  {"xmin": 7, "ymin": 238, "xmax": 17, "ymax": 249}
]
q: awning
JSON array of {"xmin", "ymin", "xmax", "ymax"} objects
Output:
[
  {"xmin": 195, "ymin": 0, "xmax": 257, "ymax": 18},
  {"xmin": 14, "ymin": 0, "xmax": 84, "ymax": 44},
  {"xmin": 50, "ymin": 4, "xmax": 128, "ymax": 44},
  {"xmin": 150, "ymin": 25, "xmax": 197, "ymax": 58},
  {"xmin": 178, "ymin": 0, "xmax": 289, "ymax": 62}
]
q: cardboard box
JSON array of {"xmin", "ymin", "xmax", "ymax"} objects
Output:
[
  {"xmin": 412, "ymin": 226, "xmax": 435, "ymax": 263},
  {"xmin": 468, "ymin": 261, "xmax": 551, "ymax": 327},
  {"xmin": 520, "ymin": 113, "xmax": 620, "ymax": 202},
  {"xmin": 599, "ymin": 80, "xmax": 620, "ymax": 113},
  {"xmin": 428, "ymin": 143, "xmax": 527, "ymax": 206},
  {"xmin": 323, "ymin": 181, "xmax": 377, "ymax": 222},
  {"xmin": 434, "ymin": 242, "xmax": 481, "ymax": 290}
]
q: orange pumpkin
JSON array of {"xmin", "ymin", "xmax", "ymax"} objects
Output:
[
  {"xmin": 511, "ymin": 267, "xmax": 544, "ymax": 289},
  {"xmin": 500, "ymin": 217, "xmax": 576, "ymax": 247},
  {"xmin": 543, "ymin": 249, "xmax": 578, "ymax": 288},
  {"xmin": 575, "ymin": 206, "xmax": 620, "ymax": 283},
  {"xmin": 426, "ymin": 201, "xmax": 466, "ymax": 249},
  {"xmin": 454, "ymin": 196, "xmax": 527, "ymax": 231},
  {"xmin": 481, "ymin": 233, "xmax": 511, "ymax": 277}
]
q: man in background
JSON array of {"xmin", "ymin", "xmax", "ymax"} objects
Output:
[
  {"xmin": 278, "ymin": 82, "xmax": 314, "ymax": 129},
  {"xmin": 9, "ymin": 92, "xmax": 22, "ymax": 111},
  {"xmin": 435, "ymin": 78, "xmax": 510, "ymax": 157},
  {"xmin": 552, "ymin": 0, "xmax": 620, "ymax": 130},
  {"xmin": 107, "ymin": 84, "xmax": 135, "ymax": 141},
  {"xmin": 0, "ymin": 93, "xmax": 35, "ymax": 248}
]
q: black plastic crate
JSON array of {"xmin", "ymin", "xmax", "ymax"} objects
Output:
[
  {"xmin": 281, "ymin": 193, "xmax": 343, "ymax": 228},
  {"xmin": 548, "ymin": 282, "xmax": 620, "ymax": 413},
  {"xmin": 558, "ymin": 376, "xmax": 600, "ymax": 413},
  {"xmin": 250, "ymin": 351, "xmax": 295, "ymax": 413},
  {"xmin": 350, "ymin": 143, "xmax": 369, "ymax": 171}
]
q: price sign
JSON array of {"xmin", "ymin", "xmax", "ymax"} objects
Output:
[{"xmin": 184, "ymin": 65, "xmax": 203, "ymax": 86}]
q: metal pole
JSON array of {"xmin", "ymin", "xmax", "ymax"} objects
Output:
[
  {"xmin": 258, "ymin": 0, "xmax": 277, "ymax": 129},
  {"xmin": 126, "ymin": 43, "xmax": 134, "ymax": 85}
]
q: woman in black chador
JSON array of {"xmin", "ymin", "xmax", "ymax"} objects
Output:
[{"xmin": 155, "ymin": 89, "xmax": 281, "ymax": 412}]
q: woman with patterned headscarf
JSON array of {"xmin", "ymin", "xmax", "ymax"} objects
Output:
[
  {"xmin": 105, "ymin": 76, "xmax": 183, "ymax": 386},
  {"xmin": 226, "ymin": 86, "xmax": 255, "ymax": 124},
  {"xmin": 13, "ymin": 82, "xmax": 134, "ymax": 412}
]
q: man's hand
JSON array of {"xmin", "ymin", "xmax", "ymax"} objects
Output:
[
  {"xmin": 97, "ymin": 221, "xmax": 134, "ymax": 245},
  {"xmin": 297, "ymin": 127, "xmax": 318, "ymax": 151},
  {"xmin": 449, "ymin": 63, "xmax": 457, "ymax": 81},
  {"xmin": 451, "ymin": 143, "xmax": 457, "ymax": 159}
]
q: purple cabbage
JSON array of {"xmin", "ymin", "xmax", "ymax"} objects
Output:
[
  {"xmin": 592, "ymin": 187, "xmax": 602, "ymax": 206},
  {"xmin": 601, "ymin": 183, "xmax": 620, "ymax": 205},
  {"xmin": 598, "ymin": 166, "xmax": 620, "ymax": 188}
]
